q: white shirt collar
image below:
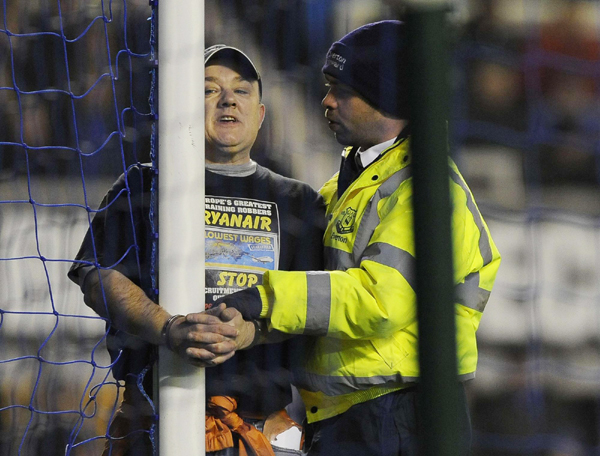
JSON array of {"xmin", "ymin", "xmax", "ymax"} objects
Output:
[{"xmin": 356, "ymin": 137, "xmax": 396, "ymax": 168}]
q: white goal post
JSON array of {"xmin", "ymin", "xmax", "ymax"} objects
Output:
[{"xmin": 157, "ymin": 1, "xmax": 206, "ymax": 454}]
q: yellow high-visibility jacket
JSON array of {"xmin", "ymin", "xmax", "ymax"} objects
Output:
[{"xmin": 256, "ymin": 137, "xmax": 501, "ymax": 422}]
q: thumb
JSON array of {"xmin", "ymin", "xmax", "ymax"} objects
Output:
[
  {"xmin": 220, "ymin": 307, "xmax": 241, "ymax": 322},
  {"xmin": 204, "ymin": 302, "xmax": 226, "ymax": 316}
]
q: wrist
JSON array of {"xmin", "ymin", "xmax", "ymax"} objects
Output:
[
  {"xmin": 161, "ymin": 314, "xmax": 185, "ymax": 350},
  {"xmin": 246, "ymin": 319, "xmax": 266, "ymax": 349}
]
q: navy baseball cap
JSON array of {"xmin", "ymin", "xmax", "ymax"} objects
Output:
[
  {"xmin": 205, "ymin": 44, "xmax": 262, "ymax": 99},
  {"xmin": 322, "ymin": 20, "xmax": 409, "ymax": 118}
]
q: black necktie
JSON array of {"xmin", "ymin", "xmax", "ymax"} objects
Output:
[{"xmin": 337, "ymin": 148, "xmax": 363, "ymax": 199}]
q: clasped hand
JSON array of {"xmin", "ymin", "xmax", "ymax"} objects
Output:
[{"xmin": 166, "ymin": 303, "xmax": 255, "ymax": 367}]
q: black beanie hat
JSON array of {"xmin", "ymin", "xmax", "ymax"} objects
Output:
[{"xmin": 322, "ymin": 20, "xmax": 408, "ymax": 118}]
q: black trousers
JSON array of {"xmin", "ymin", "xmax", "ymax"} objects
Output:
[{"xmin": 304, "ymin": 384, "xmax": 472, "ymax": 456}]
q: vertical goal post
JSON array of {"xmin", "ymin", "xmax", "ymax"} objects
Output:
[
  {"xmin": 157, "ymin": 0, "xmax": 206, "ymax": 454},
  {"xmin": 405, "ymin": 1, "xmax": 460, "ymax": 455}
]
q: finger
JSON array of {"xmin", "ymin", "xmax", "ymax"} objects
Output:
[
  {"xmin": 203, "ymin": 302, "xmax": 226, "ymax": 316},
  {"xmin": 186, "ymin": 360, "xmax": 217, "ymax": 368},
  {"xmin": 184, "ymin": 347, "xmax": 217, "ymax": 362},
  {"xmin": 189, "ymin": 322, "xmax": 239, "ymax": 338},
  {"xmin": 185, "ymin": 350, "xmax": 236, "ymax": 368},
  {"xmin": 186, "ymin": 345, "xmax": 236, "ymax": 361},
  {"xmin": 186, "ymin": 330, "xmax": 237, "ymax": 345},
  {"xmin": 200, "ymin": 339, "xmax": 237, "ymax": 355},
  {"xmin": 186, "ymin": 311, "xmax": 227, "ymax": 325},
  {"xmin": 207, "ymin": 351, "xmax": 236, "ymax": 365},
  {"xmin": 186, "ymin": 359, "xmax": 221, "ymax": 368},
  {"xmin": 220, "ymin": 307, "xmax": 241, "ymax": 322}
]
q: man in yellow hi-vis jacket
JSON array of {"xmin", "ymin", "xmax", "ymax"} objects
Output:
[{"xmin": 189, "ymin": 20, "xmax": 501, "ymax": 456}]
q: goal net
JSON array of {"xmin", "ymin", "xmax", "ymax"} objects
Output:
[{"xmin": 0, "ymin": 1, "xmax": 155, "ymax": 454}]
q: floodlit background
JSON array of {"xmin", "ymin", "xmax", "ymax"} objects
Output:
[{"xmin": 1, "ymin": 0, "xmax": 600, "ymax": 454}]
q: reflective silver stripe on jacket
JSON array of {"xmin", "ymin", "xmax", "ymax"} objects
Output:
[
  {"xmin": 295, "ymin": 371, "xmax": 409, "ymax": 396},
  {"xmin": 362, "ymin": 243, "xmax": 416, "ymax": 292},
  {"xmin": 456, "ymin": 272, "xmax": 491, "ymax": 312},
  {"xmin": 324, "ymin": 246, "xmax": 354, "ymax": 271},
  {"xmin": 304, "ymin": 271, "xmax": 332, "ymax": 336},
  {"xmin": 324, "ymin": 243, "xmax": 415, "ymax": 292},
  {"xmin": 295, "ymin": 371, "xmax": 475, "ymax": 396},
  {"xmin": 449, "ymin": 167, "xmax": 494, "ymax": 312},
  {"xmin": 449, "ymin": 167, "xmax": 493, "ymax": 265},
  {"xmin": 352, "ymin": 166, "xmax": 412, "ymax": 263}
]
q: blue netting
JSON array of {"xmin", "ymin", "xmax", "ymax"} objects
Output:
[{"xmin": 0, "ymin": 1, "xmax": 154, "ymax": 454}]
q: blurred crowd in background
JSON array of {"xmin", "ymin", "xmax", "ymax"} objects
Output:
[
  {"xmin": 1, "ymin": 0, "xmax": 600, "ymax": 454},
  {"xmin": 0, "ymin": 0, "xmax": 152, "ymax": 179}
]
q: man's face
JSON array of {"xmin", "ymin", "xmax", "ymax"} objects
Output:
[
  {"xmin": 205, "ymin": 63, "xmax": 265, "ymax": 164},
  {"xmin": 322, "ymin": 74, "xmax": 389, "ymax": 149}
]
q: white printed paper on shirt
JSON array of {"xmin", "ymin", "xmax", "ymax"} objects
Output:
[{"xmin": 205, "ymin": 196, "xmax": 280, "ymax": 303}]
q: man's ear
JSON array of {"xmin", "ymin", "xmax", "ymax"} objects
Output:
[{"xmin": 258, "ymin": 103, "xmax": 266, "ymax": 129}]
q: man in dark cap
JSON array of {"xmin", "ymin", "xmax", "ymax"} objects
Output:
[
  {"xmin": 209, "ymin": 20, "xmax": 501, "ymax": 455},
  {"xmin": 68, "ymin": 44, "xmax": 325, "ymax": 455}
]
